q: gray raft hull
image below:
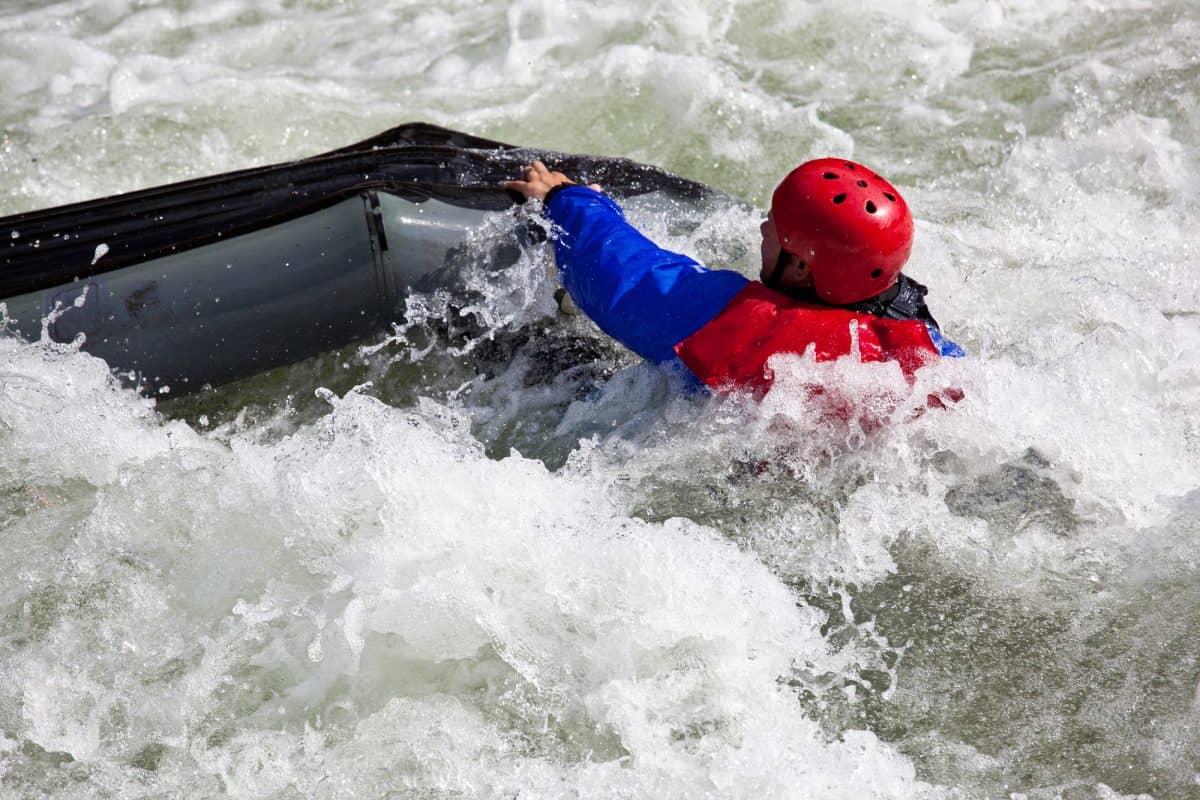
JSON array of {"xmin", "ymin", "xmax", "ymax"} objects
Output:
[{"xmin": 3, "ymin": 193, "xmax": 501, "ymax": 393}]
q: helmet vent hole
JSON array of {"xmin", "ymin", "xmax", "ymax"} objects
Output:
[
  {"xmin": 857, "ymin": 180, "xmax": 867, "ymax": 187},
  {"xmin": 844, "ymin": 163, "xmax": 856, "ymax": 170},
  {"xmin": 865, "ymin": 200, "xmax": 877, "ymax": 214},
  {"xmin": 823, "ymin": 172, "xmax": 838, "ymax": 179},
  {"xmin": 870, "ymin": 268, "xmax": 883, "ymax": 279},
  {"xmin": 883, "ymin": 192, "xmax": 896, "ymax": 202},
  {"xmin": 832, "ymin": 193, "xmax": 847, "ymax": 204}
]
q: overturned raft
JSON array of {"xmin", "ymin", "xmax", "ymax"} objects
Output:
[{"xmin": 0, "ymin": 123, "xmax": 712, "ymax": 395}]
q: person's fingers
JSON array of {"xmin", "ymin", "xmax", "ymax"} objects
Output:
[
  {"xmin": 535, "ymin": 162, "xmax": 571, "ymax": 184},
  {"xmin": 508, "ymin": 162, "xmax": 581, "ymax": 202},
  {"xmin": 517, "ymin": 163, "xmax": 548, "ymax": 185}
]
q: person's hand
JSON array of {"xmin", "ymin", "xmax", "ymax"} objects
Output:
[{"xmin": 504, "ymin": 160, "xmax": 601, "ymax": 202}]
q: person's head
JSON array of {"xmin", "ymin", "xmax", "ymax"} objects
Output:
[{"xmin": 760, "ymin": 158, "xmax": 913, "ymax": 305}]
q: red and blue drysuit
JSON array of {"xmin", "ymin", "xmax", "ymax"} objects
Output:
[{"xmin": 544, "ymin": 185, "xmax": 963, "ymax": 394}]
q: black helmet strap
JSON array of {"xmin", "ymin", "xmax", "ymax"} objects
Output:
[{"xmin": 765, "ymin": 271, "xmax": 943, "ymax": 332}]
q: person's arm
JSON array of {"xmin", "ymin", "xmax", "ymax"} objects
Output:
[{"xmin": 506, "ymin": 161, "xmax": 748, "ymax": 364}]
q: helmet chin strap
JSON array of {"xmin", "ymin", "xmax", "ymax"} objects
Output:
[
  {"xmin": 765, "ymin": 249, "xmax": 819, "ymax": 301},
  {"xmin": 764, "ymin": 249, "xmax": 794, "ymax": 291}
]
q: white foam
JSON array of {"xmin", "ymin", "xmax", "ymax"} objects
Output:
[{"xmin": 0, "ymin": 347, "xmax": 933, "ymax": 795}]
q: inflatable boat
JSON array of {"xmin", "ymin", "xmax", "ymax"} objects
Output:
[{"xmin": 0, "ymin": 123, "xmax": 712, "ymax": 395}]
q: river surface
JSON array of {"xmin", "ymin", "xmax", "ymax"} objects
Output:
[{"xmin": 2, "ymin": 1, "xmax": 1199, "ymax": 797}]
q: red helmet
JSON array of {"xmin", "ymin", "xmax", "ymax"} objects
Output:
[{"xmin": 770, "ymin": 158, "xmax": 913, "ymax": 305}]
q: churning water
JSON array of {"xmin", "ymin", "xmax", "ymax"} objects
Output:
[{"xmin": 2, "ymin": 1, "xmax": 1199, "ymax": 797}]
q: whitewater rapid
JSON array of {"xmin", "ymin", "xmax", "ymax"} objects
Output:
[{"xmin": 2, "ymin": 1, "xmax": 1199, "ymax": 797}]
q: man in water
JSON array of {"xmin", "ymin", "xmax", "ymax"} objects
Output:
[{"xmin": 505, "ymin": 159, "xmax": 962, "ymax": 394}]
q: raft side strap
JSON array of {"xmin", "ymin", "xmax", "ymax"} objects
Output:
[{"xmin": 363, "ymin": 191, "xmax": 398, "ymax": 312}]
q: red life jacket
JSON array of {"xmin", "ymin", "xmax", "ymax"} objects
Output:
[{"xmin": 674, "ymin": 282, "xmax": 941, "ymax": 394}]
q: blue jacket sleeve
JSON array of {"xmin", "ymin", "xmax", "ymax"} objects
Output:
[{"xmin": 544, "ymin": 186, "xmax": 749, "ymax": 364}]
